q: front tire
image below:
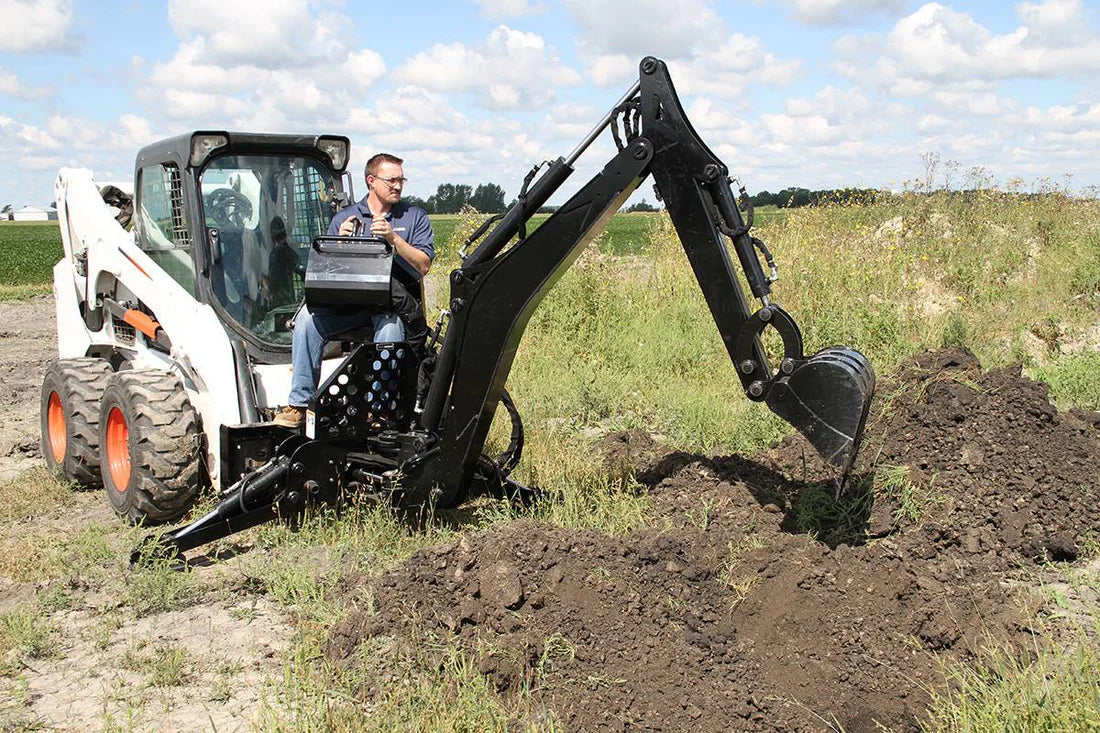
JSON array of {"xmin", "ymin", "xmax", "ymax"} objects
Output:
[
  {"xmin": 99, "ymin": 370, "xmax": 204, "ymax": 524},
  {"xmin": 40, "ymin": 358, "xmax": 113, "ymax": 487}
]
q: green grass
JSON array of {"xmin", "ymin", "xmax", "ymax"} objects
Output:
[
  {"xmin": 0, "ymin": 221, "xmax": 61, "ymax": 288},
  {"xmin": 0, "ymin": 466, "xmax": 75, "ymax": 522},
  {"xmin": 923, "ymin": 637, "xmax": 1100, "ymax": 733},
  {"xmin": 432, "ymin": 190, "xmax": 1099, "ymax": 529},
  {"xmin": 0, "ymin": 607, "xmax": 55, "ymax": 675},
  {"xmin": 430, "ymin": 211, "xmax": 664, "ymax": 259},
  {"xmin": 4, "ymin": 191, "xmax": 1100, "ymax": 730},
  {"xmin": 430, "ymin": 208, "xmax": 787, "ymax": 261},
  {"xmin": 124, "ymin": 551, "xmax": 200, "ymax": 616},
  {"xmin": 122, "ymin": 641, "xmax": 191, "ymax": 687},
  {"xmin": 256, "ymin": 635, "xmax": 554, "ymax": 732},
  {"xmin": 1034, "ymin": 351, "xmax": 1100, "ymax": 410}
]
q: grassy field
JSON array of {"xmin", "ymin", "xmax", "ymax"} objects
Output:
[
  {"xmin": 0, "ymin": 221, "xmax": 62, "ymax": 299},
  {"xmin": 430, "ymin": 210, "xmax": 662, "ymax": 258},
  {"xmin": 0, "ymin": 211, "xmax": 701, "ymax": 298},
  {"xmin": 431, "ymin": 206, "xmax": 787, "ymax": 259},
  {"xmin": 2, "ymin": 192, "xmax": 1098, "ymax": 729}
]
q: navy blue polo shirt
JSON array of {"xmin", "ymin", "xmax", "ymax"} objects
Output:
[{"xmin": 328, "ymin": 198, "xmax": 435, "ymax": 280}]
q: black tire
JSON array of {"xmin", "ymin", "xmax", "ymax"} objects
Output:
[
  {"xmin": 40, "ymin": 358, "xmax": 113, "ymax": 488},
  {"xmin": 98, "ymin": 370, "xmax": 204, "ymax": 524}
]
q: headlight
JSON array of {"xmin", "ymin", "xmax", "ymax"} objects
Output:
[
  {"xmin": 317, "ymin": 136, "xmax": 349, "ymax": 172},
  {"xmin": 190, "ymin": 133, "xmax": 229, "ymax": 167}
]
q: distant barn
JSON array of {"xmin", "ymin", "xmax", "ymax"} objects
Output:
[{"xmin": 11, "ymin": 205, "xmax": 58, "ymax": 221}]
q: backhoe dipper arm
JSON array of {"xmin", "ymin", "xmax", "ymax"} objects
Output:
[{"xmin": 407, "ymin": 57, "xmax": 875, "ymax": 508}]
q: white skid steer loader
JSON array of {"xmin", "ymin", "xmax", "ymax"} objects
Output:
[{"xmin": 43, "ymin": 133, "xmax": 354, "ymax": 523}]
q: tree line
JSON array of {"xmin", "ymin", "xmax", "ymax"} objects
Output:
[
  {"xmin": 403, "ymin": 182, "xmax": 879, "ymax": 214},
  {"xmin": 749, "ymin": 187, "xmax": 878, "ymax": 208},
  {"xmin": 403, "ymin": 183, "xmax": 507, "ymax": 214}
]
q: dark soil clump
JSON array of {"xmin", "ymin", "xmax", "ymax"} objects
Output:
[{"xmin": 329, "ymin": 348, "xmax": 1099, "ymax": 731}]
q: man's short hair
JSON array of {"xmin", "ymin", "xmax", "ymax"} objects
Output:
[{"xmin": 366, "ymin": 153, "xmax": 403, "ymax": 178}]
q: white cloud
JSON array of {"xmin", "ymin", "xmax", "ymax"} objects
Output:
[
  {"xmin": 117, "ymin": 114, "xmax": 154, "ymax": 145},
  {"xmin": 566, "ymin": 0, "xmax": 725, "ymax": 86},
  {"xmin": 759, "ymin": 86, "xmax": 902, "ymax": 148},
  {"xmin": 929, "ymin": 87, "xmax": 1013, "ymax": 117},
  {"xmin": 340, "ymin": 49, "xmax": 387, "ymax": 93},
  {"xmin": 148, "ymin": 40, "xmax": 259, "ymax": 95},
  {"xmin": 0, "ymin": 0, "xmax": 76, "ymax": 52},
  {"xmin": 166, "ymin": 0, "xmax": 347, "ymax": 68},
  {"xmin": 18, "ymin": 154, "xmax": 65, "ymax": 171},
  {"xmin": 566, "ymin": 1, "xmax": 799, "ymax": 94},
  {"xmin": 474, "ymin": 0, "xmax": 546, "ymax": 19},
  {"xmin": 676, "ymin": 35, "xmax": 803, "ymax": 98},
  {"xmin": 0, "ymin": 66, "xmax": 48, "ymax": 99},
  {"xmin": 682, "ymin": 98, "xmax": 757, "ymax": 141},
  {"xmin": 334, "ymin": 84, "xmax": 558, "ymax": 199},
  {"xmin": 0, "ymin": 112, "xmax": 155, "ymax": 207},
  {"xmin": 137, "ymin": 3, "xmax": 388, "ymax": 130},
  {"xmin": 18, "ymin": 123, "xmax": 60, "ymax": 150},
  {"xmin": 1020, "ymin": 102, "xmax": 1100, "ymax": 132},
  {"xmin": 344, "ymin": 86, "xmax": 518, "ymax": 155},
  {"xmin": 783, "ymin": 0, "xmax": 904, "ymax": 25},
  {"xmin": 839, "ymin": 0, "xmax": 1100, "ymax": 87},
  {"xmin": 539, "ymin": 102, "xmax": 605, "ymax": 144},
  {"xmin": 567, "ymin": 0, "xmax": 726, "ymax": 59},
  {"xmin": 41, "ymin": 114, "xmax": 156, "ymax": 153},
  {"xmin": 582, "ymin": 54, "xmax": 637, "ymax": 88},
  {"xmin": 1016, "ymin": 0, "xmax": 1093, "ymax": 45},
  {"xmin": 394, "ymin": 26, "xmax": 581, "ymax": 109}
]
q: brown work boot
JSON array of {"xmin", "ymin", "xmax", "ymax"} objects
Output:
[{"xmin": 273, "ymin": 405, "xmax": 305, "ymax": 429}]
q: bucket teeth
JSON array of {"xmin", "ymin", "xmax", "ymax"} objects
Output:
[{"xmin": 765, "ymin": 347, "xmax": 875, "ymax": 472}]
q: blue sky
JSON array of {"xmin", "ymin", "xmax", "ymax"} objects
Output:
[{"xmin": 2, "ymin": 0, "xmax": 1100, "ymax": 208}]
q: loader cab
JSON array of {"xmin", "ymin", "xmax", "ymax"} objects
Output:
[
  {"xmin": 199, "ymin": 152, "xmax": 338, "ymax": 347},
  {"xmin": 133, "ymin": 131, "xmax": 351, "ymax": 360}
]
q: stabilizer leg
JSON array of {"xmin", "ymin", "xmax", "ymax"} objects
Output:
[{"xmin": 131, "ymin": 455, "xmax": 290, "ymax": 565}]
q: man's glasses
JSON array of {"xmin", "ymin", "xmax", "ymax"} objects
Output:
[{"xmin": 374, "ymin": 175, "xmax": 408, "ymax": 188}]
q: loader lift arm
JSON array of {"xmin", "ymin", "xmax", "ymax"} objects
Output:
[{"xmin": 140, "ymin": 57, "xmax": 874, "ymax": 563}]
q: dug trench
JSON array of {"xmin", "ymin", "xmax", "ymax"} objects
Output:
[{"xmin": 328, "ymin": 347, "xmax": 1100, "ymax": 731}]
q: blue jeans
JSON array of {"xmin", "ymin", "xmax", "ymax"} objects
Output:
[{"xmin": 288, "ymin": 307, "xmax": 405, "ymax": 406}]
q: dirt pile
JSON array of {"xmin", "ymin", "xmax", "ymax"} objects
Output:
[
  {"xmin": 849, "ymin": 348, "xmax": 1096, "ymax": 565},
  {"xmin": 329, "ymin": 349, "xmax": 1099, "ymax": 731}
]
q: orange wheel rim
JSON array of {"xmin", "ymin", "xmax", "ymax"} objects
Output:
[
  {"xmin": 47, "ymin": 392, "xmax": 66, "ymax": 463},
  {"xmin": 105, "ymin": 407, "xmax": 131, "ymax": 490}
]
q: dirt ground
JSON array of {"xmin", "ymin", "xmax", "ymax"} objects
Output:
[
  {"xmin": 329, "ymin": 349, "xmax": 1100, "ymax": 731},
  {"xmin": 0, "ymin": 297, "xmax": 56, "ymax": 483},
  {"xmin": 2, "ymin": 297, "xmax": 1098, "ymax": 731},
  {"xmin": 0, "ymin": 297, "xmax": 293, "ymax": 732}
]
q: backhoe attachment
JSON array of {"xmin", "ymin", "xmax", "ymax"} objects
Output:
[{"xmin": 134, "ymin": 55, "xmax": 875, "ymax": 566}]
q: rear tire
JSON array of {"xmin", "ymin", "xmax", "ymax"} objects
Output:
[
  {"xmin": 99, "ymin": 370, "xmax": 204, "ymax": 524},
  {"xmin": 40, "ymin": 358, "xmax": 113, "ymax": 488}
]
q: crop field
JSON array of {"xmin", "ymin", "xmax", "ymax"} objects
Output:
[
  {"xmin": 0, "ymin": 210, "xmax": 787, "ymax": 296},
  {"xmin": 432, "ymin": 207, "xmax": 786, "ymax": 257},
  {"xmin": 431, "ymin": 210, "xmax": 660, "ymax": 257},
  {"xmin": 0, "ymin": 222, "xmax": 62, "ymax": 299},
  {"xmin": 0, "ymin": 212, "xmax": 675, "ymax": 298},
  {"xmin": 0, "ymin": 192, "xmax": 1097, "ymax": 730}
]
